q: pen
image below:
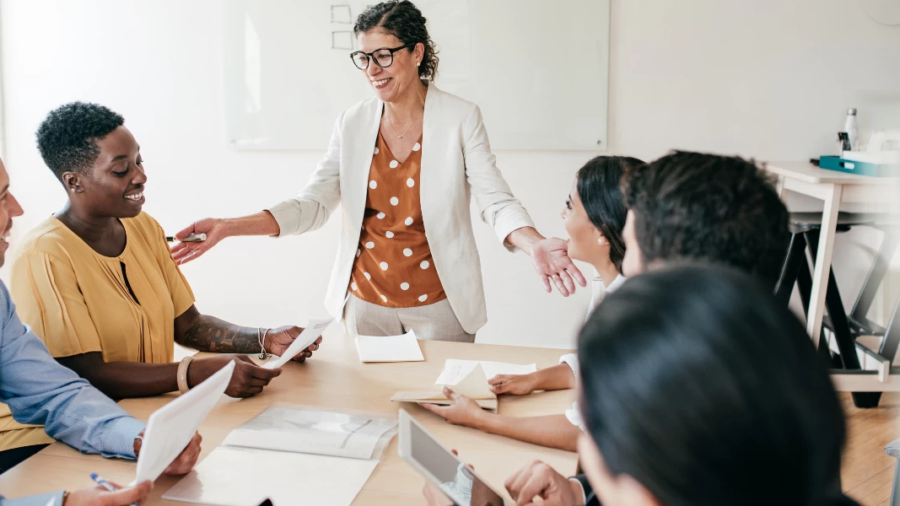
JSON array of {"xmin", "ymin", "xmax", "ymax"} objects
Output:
[
  {"xmin": 90, "ymin": 473, "xmax": 117, "ymax": 492},
  {"xmin": 90, "ymin": 473, "xmax": 138, "ymax": 506},
  {"xmin": 165, "ymin": 233, "xmax": 207, "ymax": 243}
]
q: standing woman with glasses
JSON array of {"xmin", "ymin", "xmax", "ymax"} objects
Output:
[{"xmin": 173, "ymin": 0, "xmax": 584, "ymax": 342}]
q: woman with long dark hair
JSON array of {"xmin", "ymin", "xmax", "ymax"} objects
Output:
[{"xmin": 420, "ymin": 156, "xmax": 643, "ymax": 452}]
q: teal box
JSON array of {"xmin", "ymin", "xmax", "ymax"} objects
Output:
[{"xmin": 819, "ymin": 156, "xmax": 900, "ymax": 177}]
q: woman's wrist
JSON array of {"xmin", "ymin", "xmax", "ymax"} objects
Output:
[{"xmin": 506, "ymin": 226, "xmax": 544, "ymax": 255}]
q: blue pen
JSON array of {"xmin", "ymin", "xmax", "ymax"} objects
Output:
[
  {"xmin": 90, "ymin": 473, "xmax": 117, "ymax": 492},
  {"xmin": 91, "ymin": 473, "xmax": 138, "ymax": 506}
]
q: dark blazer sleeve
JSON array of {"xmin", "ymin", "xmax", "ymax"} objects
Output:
[{"xmin": 574, "ymin": 474, "xmax": 601, "ymax": 506}]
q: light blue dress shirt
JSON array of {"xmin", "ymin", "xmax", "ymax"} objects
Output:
[{"xmin": 0, "ymin": 281, "xmax": 145, "ymax": 460}]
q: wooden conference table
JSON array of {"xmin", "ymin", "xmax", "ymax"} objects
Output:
[{"xmin": 0, "ymin": 336, "xmax": 579, "ymax": 505}]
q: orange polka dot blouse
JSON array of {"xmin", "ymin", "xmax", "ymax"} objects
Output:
[{"xmin": 349, "ymin": 132, "xmax": 446, "ymax": 308}]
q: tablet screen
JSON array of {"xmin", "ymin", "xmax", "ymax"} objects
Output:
[{"xmin": 409, "ymin": 420, "xmax": 505, "ymax": 506}]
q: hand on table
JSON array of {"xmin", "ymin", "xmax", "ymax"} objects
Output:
[
  {"xmin": 419, "ymin": 387, "xmax": 486, "ymax": 428},
  {"xmin": 265, "ymin": 326, "xmax": 322, "ymax": 363},
  {"xmin": 170, "ymin": 218, "xmax": 228, "ymax": 265},
  {"xmin": 489, "ymin": 372, "xmax": 538, "ymax": 395},
  {"xmin": 133, "ymin": 431, "xmax": 203, "ymax": 476},
  {"xmin": 505, "ymin": 460, "xmax": 583, "ymax": 506},
  {"xmin": 529, "ymin": 238, "xmax": 586, "ymax": 297},
  {"xmin": 64, "ymin": 480, "xmax": 152, "ymax": 506},
  {"xmin": 189, "ymin": 355, "xmax": 281, "ymax": 398}
]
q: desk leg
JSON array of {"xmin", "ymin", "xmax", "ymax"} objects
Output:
[{"xmin": 807, "ymin": 183, "xmax": 842, "ymax": 345}]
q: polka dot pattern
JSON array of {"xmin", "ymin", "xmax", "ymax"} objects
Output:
[{"xmin": 350, "ymin": 132, "xmax": 445, "ymax": 308}]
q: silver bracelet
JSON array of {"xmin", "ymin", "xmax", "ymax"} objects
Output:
[{"xmin": 257, "ymin": 327, "xmax": 270, "ymax": 359}]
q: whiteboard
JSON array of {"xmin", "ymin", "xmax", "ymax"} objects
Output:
[{"xmin": 222, "ymin": 0, "xmax": 609, "ymax": 151}]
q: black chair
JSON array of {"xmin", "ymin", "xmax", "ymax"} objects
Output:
[{"xmin": 775, "ymin": 212, "xmax": 900, "ymax": 408}]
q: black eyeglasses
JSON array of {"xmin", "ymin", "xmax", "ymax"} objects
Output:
[{"xmin": 349, "ymin": 43, "xmax": 414, "ymax": 70}]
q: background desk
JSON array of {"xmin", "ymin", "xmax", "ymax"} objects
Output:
[
  {"xmin": 765, "ymin": 162, "xmax": 900, "ymax": 392},
  {"xmin": 0, "ymin": 337, "xmax": 578, "ymax": 505}
]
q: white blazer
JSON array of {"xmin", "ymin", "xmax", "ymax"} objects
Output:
[{"xmin": 268, "ymin": 85, "xmax": 534, "ymax": 334}]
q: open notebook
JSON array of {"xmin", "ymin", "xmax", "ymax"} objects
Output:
[
  {"xmin": 163, "ymin": 405, "xmax": 397, "ymax": 506},
  {"xmin": 391, "ymin": 359, "xmax": 537, "ymax": 412}
]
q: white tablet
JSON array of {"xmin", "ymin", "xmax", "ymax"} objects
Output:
[{"xmin": 398, "ymin": 409, "xmax": 506, "ymax": 506}]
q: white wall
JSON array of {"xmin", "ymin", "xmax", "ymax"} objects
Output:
[{"xmin": 1, "ymin": 0, "xmax": 898, "ymax": 350}]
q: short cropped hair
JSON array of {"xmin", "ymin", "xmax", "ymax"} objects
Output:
[
  {"xmin": 36, "ymin": 102, "xmax": 124, "ymax": 180},
  {"xmin": 622, "ymin": 151, "xmax": 788, "ymax": 287}
]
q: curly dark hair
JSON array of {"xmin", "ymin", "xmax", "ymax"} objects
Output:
[
  {"xmin": 622, "ymin": 151, "xmax": 789, "ymax": 288},
  {"xmin": 354, "ymin": 1, "xmax": 439, "ymax": 80},
  {"xmin": 36, "ymin": 102, "xmax": 124, "ymax": 180},
  {"xmin": 576, "ymin": 156, "xmax": 646, "ymax": 274}
]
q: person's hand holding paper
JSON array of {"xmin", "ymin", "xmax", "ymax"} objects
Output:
[
  {"xmin": 265, "ymin": 325, "xmax": 323, "ymax": 363},
  {"xmin": 133, "ymin": 361, "xmax": 235, "ymax": 485},
  {"xmin": 263, "ymin": 318, "xmax": 334, "ymax": 370}
]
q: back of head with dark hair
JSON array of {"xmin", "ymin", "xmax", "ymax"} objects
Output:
[
  {"xmin": 622, "ymin": 151, "xmax": 789, "ymax": 288},
  {"xmin": 36, "ymin": 102, "xmax": 124, "ymax": 181},
  {"xmin": 576, "ymin": 156, "xmax": 645, "ymax": 274},
  {"xmin": 354, "ymin": 1, "xmax": 439, "ymax": 80},
  {"xmin": 578, "ymin": 265, "xmax": 850, "ymax": 506}
]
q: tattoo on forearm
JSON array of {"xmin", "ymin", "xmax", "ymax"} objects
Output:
[{"xmin": 181, "ymin": 316, "xmax": 260, "ymax": 353}]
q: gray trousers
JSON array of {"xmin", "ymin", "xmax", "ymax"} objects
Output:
[{"xmin": 343, "ymin": 294, "xmax": 475, "ymax": 343}]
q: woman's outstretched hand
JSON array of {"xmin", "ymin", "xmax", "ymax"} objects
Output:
[
  {"xmin": 170, "ymin": 218, "xmax": 229, "ymax": 265},
  {"xmin": 529, "ymin": 237, "xmax": 586, "ymax": 297}
]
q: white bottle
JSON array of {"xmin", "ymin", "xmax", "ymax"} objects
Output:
[{"xmin": 843, "ymin": 108, "xmax": 858, "ymax": 152}]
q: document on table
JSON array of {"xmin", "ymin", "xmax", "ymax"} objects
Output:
[
  {"xmin": 163, "ymin": 446, "xmax": 379, "ymax": 506},
  {"xmin": 133, "ymin": 361, "xmax": 235, "ymax": 484},
  {"xmin": 163, "ymin": 405, "xmax": 397, "ymax": 506},
  {"xmin": 221, "ymin": 405, "xmax": 397, "ymax": 460},
  {"xmin": 263, "ymin": 317, "xmax": 334, "ymax": 369},
  {"xmin": 355, "ymin": 331, "xmax": 424, "ymax": 363}
]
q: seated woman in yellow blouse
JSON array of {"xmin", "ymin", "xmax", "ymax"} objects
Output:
[{"xmin": 1, "ymin": 102, "xmax": 320, "ymax": 452}]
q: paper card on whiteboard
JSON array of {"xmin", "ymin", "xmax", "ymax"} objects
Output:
[
  {"xmin": 263, "ymin": 317, "xmax": 334, "ymax": 369},
  {"xmin": 133, "ymin": 361, "xmax": 235, "ymax": 484}
]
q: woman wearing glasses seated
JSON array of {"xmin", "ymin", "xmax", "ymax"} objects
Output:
[{"xmin": 171, "ymin": 0, "xmax": 584, "ymax": 342}]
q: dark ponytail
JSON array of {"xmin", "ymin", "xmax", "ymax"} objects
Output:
[{"xmin": 575, "ymin": 156, "xmax": 644, "ymax": 274}]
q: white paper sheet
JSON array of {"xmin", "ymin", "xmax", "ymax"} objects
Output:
[
  {"xmin": 133, "ymin": 361, "xmax": 234, "ymax": 484},
  {"xmin": 434, "ymin": 359, "xmax": 538, "ymax": 385},
  {"xmin": 355, "ymin": 331, "xmax": 424, "ymax": 363},
  {"xmin": 221, "ymin": 405, "xmax": 398, "ymax": 460},
  {"xmin": 263, "ymin": 317, "xmax": 334, "ymax": 369},
  {"xmin": 162, "ymin": 446, "xmax": 378, "ymax": 506}
]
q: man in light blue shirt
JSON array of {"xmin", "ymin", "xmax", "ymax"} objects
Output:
[{"xmin": 0, "ymin": 156, "xmax": 200, "ymax": 505}]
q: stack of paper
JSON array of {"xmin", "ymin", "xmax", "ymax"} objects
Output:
[
  {"xmin": 391, "ymin": 359, "xmax": 538, "ymax": 412},
  {"xmin": 163, "ymin": 405, "xmax": 397, "ymax": 506},
  {"xmin": 355, "ymin": 331, "xmax": 424, "ymax": 363}
]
